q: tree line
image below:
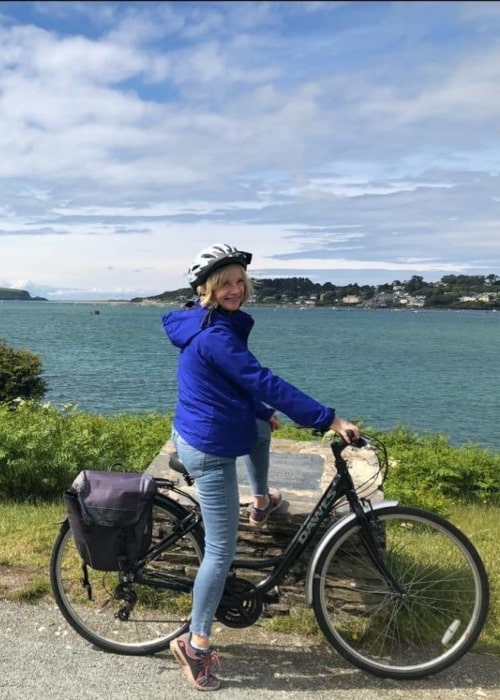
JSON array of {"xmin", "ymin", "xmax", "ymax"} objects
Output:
[{"xmin": 136, "ymin": 273, "xmax": 500, "ymax": 309}]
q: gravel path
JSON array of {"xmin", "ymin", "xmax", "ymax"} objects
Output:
[{"xmin": 1, "ymin": 599, "xmax": 499, "ymax": 700}]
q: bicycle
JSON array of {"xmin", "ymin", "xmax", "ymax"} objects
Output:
[{"xmin": 50, "ymin": 432, "xmax": 489, "ymax": 680}]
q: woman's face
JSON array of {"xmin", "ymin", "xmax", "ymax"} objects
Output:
[{"xmin": 214, "ymin": 265, "xmax": 246, "ymax": 311}]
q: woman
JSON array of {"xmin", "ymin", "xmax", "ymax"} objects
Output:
[{"xmin": 163, "ymin": 243, "xmax": 360, "ymax": 691}]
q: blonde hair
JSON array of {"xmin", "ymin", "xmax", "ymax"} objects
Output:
[{"xmin": 197, "ymin": 264, "xmax": 254, "ymax": 308}]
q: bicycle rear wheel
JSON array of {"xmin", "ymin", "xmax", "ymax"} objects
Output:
[
  {"xmin": 311, "ymin": 505, "xmax": 489, "ymax": 679},
  {"xmin": 50, "ymin": 493, "xmax": 204, "ymax": 655}
]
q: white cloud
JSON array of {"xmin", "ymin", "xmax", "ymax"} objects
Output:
[{"xmin": 0, "ymin": 1, "xmax": 499, "ymax": 300}]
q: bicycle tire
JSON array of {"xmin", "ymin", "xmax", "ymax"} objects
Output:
[
  {"xmin": 311, "ymin": 504, "xmax": 489, "ymax": 679},
  {"xmin": 50, "ymin": 493, "xmax": 204, "ymax": 655}
]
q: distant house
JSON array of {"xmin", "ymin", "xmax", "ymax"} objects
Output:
[
  {"xmin": 458, "ymin": 294, "xmax": 497, "ymax": 303},
  {"xmin": 341, "ymin": 295, "xmax": 361, "ymax": 305}
]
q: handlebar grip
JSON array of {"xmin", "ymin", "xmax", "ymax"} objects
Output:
[{"xmin": 346, "ymin": 429, "xmax": 367, "ymax": 448}]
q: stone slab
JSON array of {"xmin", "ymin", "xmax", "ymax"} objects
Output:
[{"xmin": 146, "ymin": 437, "xmax": 382, "ymax": 516}]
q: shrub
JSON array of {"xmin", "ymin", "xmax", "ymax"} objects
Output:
[
  {"xmin": 0, "ymin": 406, "xmax": 498, "ymax": 509},
  {"xmin": 374, "ymin": 426, "xmax": 499, "ymax": 513},
  {"xmin": 0, "ymin": 340, "xmax": 47, "ymax": 404},
  {"xmin": 0, "ymin": 401, "xmax": 171, "ymax": 500}
]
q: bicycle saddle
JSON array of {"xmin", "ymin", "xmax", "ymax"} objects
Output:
[{"xmin": 169, "ymin": 452, "xmax": 188, "ymax": 476}]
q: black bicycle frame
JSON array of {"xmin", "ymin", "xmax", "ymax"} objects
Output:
[
  {"xmin": 232, "ymin": 440, "xmax": 363, "ymax": 594},
  {"xmin": 134, "ymin": 486, "xmax": 202, "ymax": 592}
]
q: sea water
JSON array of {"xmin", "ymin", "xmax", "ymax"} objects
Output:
[{"xmin": 1, "ymin": 302, "xmax": 499, "ymax": 451}]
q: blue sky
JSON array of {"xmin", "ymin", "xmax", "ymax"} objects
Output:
[{"xmin": 1, "ymin": 1, "xmax": 500, "ymax": 300}]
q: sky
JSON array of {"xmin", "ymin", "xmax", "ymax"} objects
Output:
[{"xmin": 1, "ymin": 1, "xmax": 500, "ymax": 301}]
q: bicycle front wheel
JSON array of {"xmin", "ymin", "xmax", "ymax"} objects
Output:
[
  {"xmin": 50, "ymin": 493, "xmax": 204, "ymax": 655},
  {"xmin": 311, "ymin": 505, "xmax": 489, "ymax": 679}
]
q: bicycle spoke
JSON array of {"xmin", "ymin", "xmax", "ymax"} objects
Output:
[
  {"xmin": 50, "ymin": 496, "xmax": 203, "ymax": 655},
  {"xmin": 312, "ymin": 505, "xmax": 488, "ymax": 679}
]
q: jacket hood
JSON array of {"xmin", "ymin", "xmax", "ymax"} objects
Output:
[{"xmin": 162, "ymin": 300, "xmax": 253, "ymax": 349}]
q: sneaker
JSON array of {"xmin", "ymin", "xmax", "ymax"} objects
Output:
[
  {"xmin": 170, "ymin": 632, "xmax": 221, "ymax": 691},
  {"xmin": 248, "ymin": 490, "xmax": 283, "ymax": 528}
]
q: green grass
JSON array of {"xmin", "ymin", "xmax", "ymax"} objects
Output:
[
  {"xmin": 0, "ymin": 499, "xmax": 498, "ymax": 655},
  {"xmin": 0, "ymin": 500, "xmax": 63, "ymax": 602},
  {"xmin": 451, "ymin": 504, "xmax": 499, "ymax": 653},
  {"xmin": 0, "ymin": 501, "xmax": 64, "ymax": 569}
]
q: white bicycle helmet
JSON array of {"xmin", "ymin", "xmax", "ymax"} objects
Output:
[{"xmin": 187, "ymin": 243, "xmax": 252, "ymax": 290}]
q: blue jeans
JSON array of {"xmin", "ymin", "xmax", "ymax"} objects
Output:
[{"xmin": 172, "ymin": 419, "xmax": 272, "ymax": 638}]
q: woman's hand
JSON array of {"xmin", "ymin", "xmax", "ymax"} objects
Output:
[
  {"xmin": 269, "ymin": 413, "xmax": 282, "ymax": 432},
  {"xmin": 329, "ymin": 416, "xmax": 361, "ymax": 442}
]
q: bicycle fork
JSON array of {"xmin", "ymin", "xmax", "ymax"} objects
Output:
[{"xmin": 354, "ymin": 501, "xmax": 408, "ymax": 599}]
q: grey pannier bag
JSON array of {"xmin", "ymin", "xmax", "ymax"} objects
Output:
[{"xmin": 63, "ymin": 470, "xmax": 157, "ymax": 571}]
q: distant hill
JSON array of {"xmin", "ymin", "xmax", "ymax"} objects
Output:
[
  {"xmin": 130, "ymin": 288, "xmax": 192, "ymax": 304},
  {"xmin": 0, "ymin": 287, "xmax": 47, "ymax": 301}
]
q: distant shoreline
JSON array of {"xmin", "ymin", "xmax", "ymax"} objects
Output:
[{"xmin": 2, "ymin": 299, "xmax": 498, "ymax": 313}]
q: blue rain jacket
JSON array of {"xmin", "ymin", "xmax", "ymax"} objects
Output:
[{"xmin": 162, "ymin": 301, "xmax": 335, "ymax": 458}]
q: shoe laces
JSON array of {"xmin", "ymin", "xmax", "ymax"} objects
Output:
[{"xmin": 198, "ymin": 650, "xmax": 221, "ymax": 680}]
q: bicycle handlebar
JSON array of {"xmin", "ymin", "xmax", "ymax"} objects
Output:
[
  {"xmin": 345, "ymin": 429, "xmax": 368, "ymax": 448},
  {"xmin": 310, "ymin": 426, "xmax": 368, "ymax": 448}
]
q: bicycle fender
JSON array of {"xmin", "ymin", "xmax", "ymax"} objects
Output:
[{"xmin": 304, "ymin": 500, "xmax": 399, "ymax": 605}]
